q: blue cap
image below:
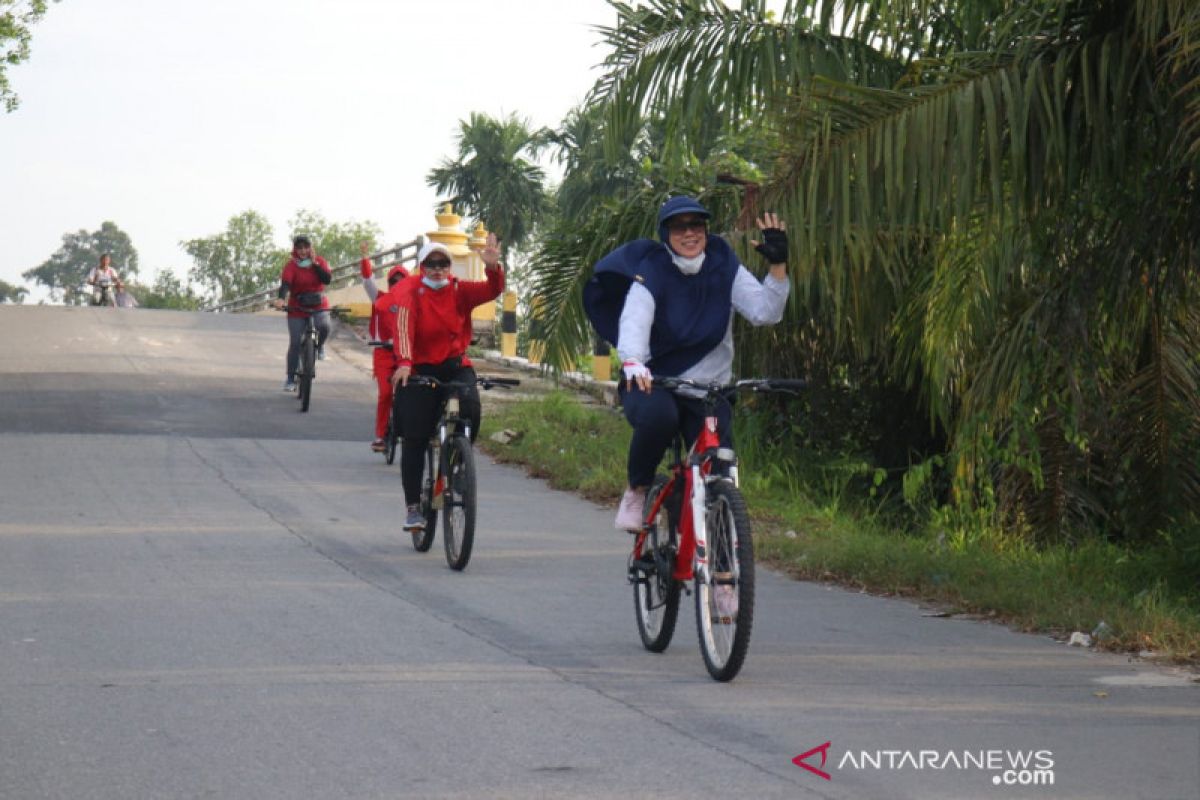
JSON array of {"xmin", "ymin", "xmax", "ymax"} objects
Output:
[{"xmin": 657, "ymin": 195, "xmax": 711, "ymax": 243}]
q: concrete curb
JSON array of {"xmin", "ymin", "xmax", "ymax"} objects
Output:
[
  {"xmin": 478, "ymin": 350, "xmax": 619, "ymax": 407},
  {"xmin": 330, "ymin": 319, "xmax": 619, "ymax": 406}
]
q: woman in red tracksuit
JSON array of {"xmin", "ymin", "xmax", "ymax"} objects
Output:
[
  {"xmin": 273, "ymin": 234, "xmax": 332, "ymax": 391},
  {"xmin": 391, "ymin": 235, "xmax": 503, "ymax": 530},
  {"xmin": 359, "ymin": 241, "xmax": 410, "ymax": 451},
  {"xmin": 370, "ymin": 267, "xmax": 410, "ymax": 452}
]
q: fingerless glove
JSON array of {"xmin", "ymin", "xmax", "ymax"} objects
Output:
[{"xmin": 754, "ymin": 228, "xmax": 788, "ymax": 265}]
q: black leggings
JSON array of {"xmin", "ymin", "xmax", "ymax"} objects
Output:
[
  {"xmin": 619, "ymin": 383, "xmax": 733, "ymax": 488},
  {"xmin": 399, "ymin": 362, "xmax": 481, "ymax": 505}
]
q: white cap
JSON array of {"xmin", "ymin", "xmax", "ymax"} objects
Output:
[{"xmin": 417, "ymin": 242, "xmax": 452, "ymax": 265}]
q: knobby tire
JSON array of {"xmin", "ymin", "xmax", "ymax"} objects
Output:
[
  {"xmin": 411, "ymin": 443, "xmax": 437, "ymax": 552},
  {"xmin": 441, "ymin": 435, "xmax": 476, "ymax": 571},
  {"xmin": 384, "ymin": 416, "xmax": 397, "ymax": 465},
  {"xmin": 633, "ymin": 476, "xmax": 681, "ymax": 652},
  {"xmin": 695, "ymin": 480, "xmax": 755, "ymax": 682},
  {"xmin": 299, "ymin": 335, "xmax": 315, "ymax": 413}
]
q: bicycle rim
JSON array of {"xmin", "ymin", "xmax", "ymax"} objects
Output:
[
  {"xmin": 411, "ymin": 445, "xmax": 436, "ymax": 552},
  {"xmin": 633, "ymin": 477, "xmax": 680, "ymax": 652},
  {"xmin": 442, "ymin": 436, "xmax": 476, "ymax": 571},
  {"xmin": 695, "ymin": 481, "xmax": 755, "ymax": 682}
]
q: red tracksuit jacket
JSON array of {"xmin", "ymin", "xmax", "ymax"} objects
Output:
[
  {"xmin": 394, "ymin": 266, "xmax": 504, "ymax": 367},
  {"xmin": 280, "ymin": 256, "xmax": 332, "ymax": 318}
]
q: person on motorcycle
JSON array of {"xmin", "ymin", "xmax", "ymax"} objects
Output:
[
  {"xmin": 390, "ymin": 235, "xmax": 504, "ymax": 530},
  {"xmin": 272, "ymin": 234, "xmax": 332, "ymax": 392},
  {"xmin": 86, "ymin": 254, "xmax": 124, "ymax": 307}
]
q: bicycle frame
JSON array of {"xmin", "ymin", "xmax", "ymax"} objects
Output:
[
  {"xmin": 634, "ymin": 406, "xmax": 738, "ymax": 584},
  {"xmin": 428, "ymin": 393, "xmax": 466, "ymax": 511}
]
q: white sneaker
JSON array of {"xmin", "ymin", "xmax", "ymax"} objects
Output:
[{"xmin": 614, "ymin": 487, "xmax": 646, "ymax": 531}]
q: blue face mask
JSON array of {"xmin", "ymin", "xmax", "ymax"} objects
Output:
[
  {"xmin": 297, "ymin": 258, "xmax": 313, "ymax": 268},
  {"xmin": 422, "ymin": 275, "xmax": 449, "ymax": 291}
]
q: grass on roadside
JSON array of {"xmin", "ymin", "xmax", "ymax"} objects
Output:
[{"xmin": 479, "ymin": 391, "xmax": 1200, "ymax": 662}]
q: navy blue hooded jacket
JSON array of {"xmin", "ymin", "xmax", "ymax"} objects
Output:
[{"xmin": 583, "ymin": 197, "xmax": 739, "ymax": 377}]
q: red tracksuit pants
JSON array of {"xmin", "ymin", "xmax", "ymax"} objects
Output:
[{"xmin": 374, "ymin": 350, "xmax": 398, "ymax": 439}]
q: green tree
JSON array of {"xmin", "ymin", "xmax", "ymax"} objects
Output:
[
  {"xmin": 0, "ymin": 0, "xmax": 59, "ymax": 113},
  {"xmin": 23, "ymin": 221, "xmax": 140, "ymax": 304},
  {"xmin": 0, "ymin": 278, "xmax": 27, "ymax": 303},
  {"xmin": 287, "ymin": 209, "xmax": 382, "ymax": 270},
  {"xmin": 426, "ymin": 112, "xmax": 551, "ymax": 258},
  {"xmin": 533, "ymin": 0, "xmax": 1200, "ymax": 544},
  {"xmin": 182, "ymin": 210, "xmax": 285, "ymax": 304},
  {"xmin": 131, "ymin": 269, "xmax": 202, "ymax": 310}
]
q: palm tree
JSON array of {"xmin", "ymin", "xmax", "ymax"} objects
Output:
[
  {"xmin": 426, "ymin": 112, "xmax": 552, "ymax": 259},
  {"xmin": 538, "ymin": 0, "xmax": 1200, "ymax": 542}
]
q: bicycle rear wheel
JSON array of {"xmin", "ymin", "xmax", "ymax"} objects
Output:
[
  {"xmin": 695, "ymin": 480, "xmax": 755, "ymax": 682},
  {"xmin": 298, "ymin": 335, "xmax": 315, "ymax": 412},
  {"xmin": 441, "ymin": 435, "xmax": 476, "ymax": 571},
  {"xmin": 411, "ymin": 443, "xmax": 437, "ymax": 552},
  {"xmin": 633, "ymin": 477, "xmax": 681, "ymax": 652}
]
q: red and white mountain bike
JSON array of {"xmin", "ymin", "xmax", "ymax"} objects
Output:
[{"xmin": 629, "ymin": 376, "xmax": 805, "ymax": 681}]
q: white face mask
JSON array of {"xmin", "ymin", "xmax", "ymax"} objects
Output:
[
  {"xmin": 671, "ymin": 251, "xmax": 706, "ymax": 275},
  {"xmin": 422, "ymin": 275, "xmax": 449, "ymax": 291}
]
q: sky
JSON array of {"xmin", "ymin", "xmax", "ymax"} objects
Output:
[{"xmin": 0, "ymin": 0, "xmax": 619, "ymax": 300}]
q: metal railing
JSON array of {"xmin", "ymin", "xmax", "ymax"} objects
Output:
[{"xmin": 204, "ymin": 236, "xmax": 424, "ymax": 313}]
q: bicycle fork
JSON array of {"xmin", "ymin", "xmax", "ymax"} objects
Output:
[{"xmin": 683, "ymin": 415, "xmax": 740, "ymax": 587}]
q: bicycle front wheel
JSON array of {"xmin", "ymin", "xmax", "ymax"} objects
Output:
[
  {"xmin": 441, "ymin": 435, "xmax": 476, "ymax": 571},
  {"xmin": 384, "ymin": 416, "xmax": 397, "ymax": 465},
  {"xmin": 633, "ymin": 477, "xmax": 681, "ymax": 652},
  {"xmin": 411, "ymin": 443, "xmax": 437, "ymax": 552},
  {"xmin": 298, "ymin": 335, "xmax": 315, "ymax": 412},
  {"xmin": 695, "ymin": 480, "xmax": 755, "ymax": 682}
]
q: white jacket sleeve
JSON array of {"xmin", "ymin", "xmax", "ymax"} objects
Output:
[
  {"xmin": 616, "ymin": 282, "xmax": 655, "ymax": 365},
  {"xmin": 731, "ymin": 266, "xmax": 789, "ymax": 326}
]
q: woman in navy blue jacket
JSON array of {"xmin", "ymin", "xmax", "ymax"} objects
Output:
[{"xmin": 584, "ymin": 196, "xmax": 791, "ymax": 530}]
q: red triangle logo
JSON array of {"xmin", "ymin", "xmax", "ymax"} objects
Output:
[{"xmin": 792, "ymin": 741, "xmax": 832, "ymax": 780}]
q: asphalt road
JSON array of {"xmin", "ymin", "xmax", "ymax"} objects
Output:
[{"xmin": 1, "ymin": 305, "xmax": 1197, "ymax": 800}]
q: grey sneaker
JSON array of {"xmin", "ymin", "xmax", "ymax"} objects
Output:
[
  {"xmin": 317, "ymin": 347, "xmax": 326, "ymax": 361},
  {"xmin": 403, "ymin": 504, "xmax": 425, "ymax": 530},
  {"xmin": 283, "ymin": 381, "xmax": 297, "ymax": 392}
]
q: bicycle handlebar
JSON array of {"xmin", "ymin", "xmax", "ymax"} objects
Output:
[
  {"xmin": 367, "ymin": 340, "xmax": 393, "ymax": 348},
  {"xmin": 652, "ymin": 376, "xmax": 807, "ymax": 395},
  {"xmin": 276, "ymin": 305, "xmax": 347, "ymax": 314},
  {"xmin": 406, "ymin": 375, "xmax": 521, "ymax": 391}
]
